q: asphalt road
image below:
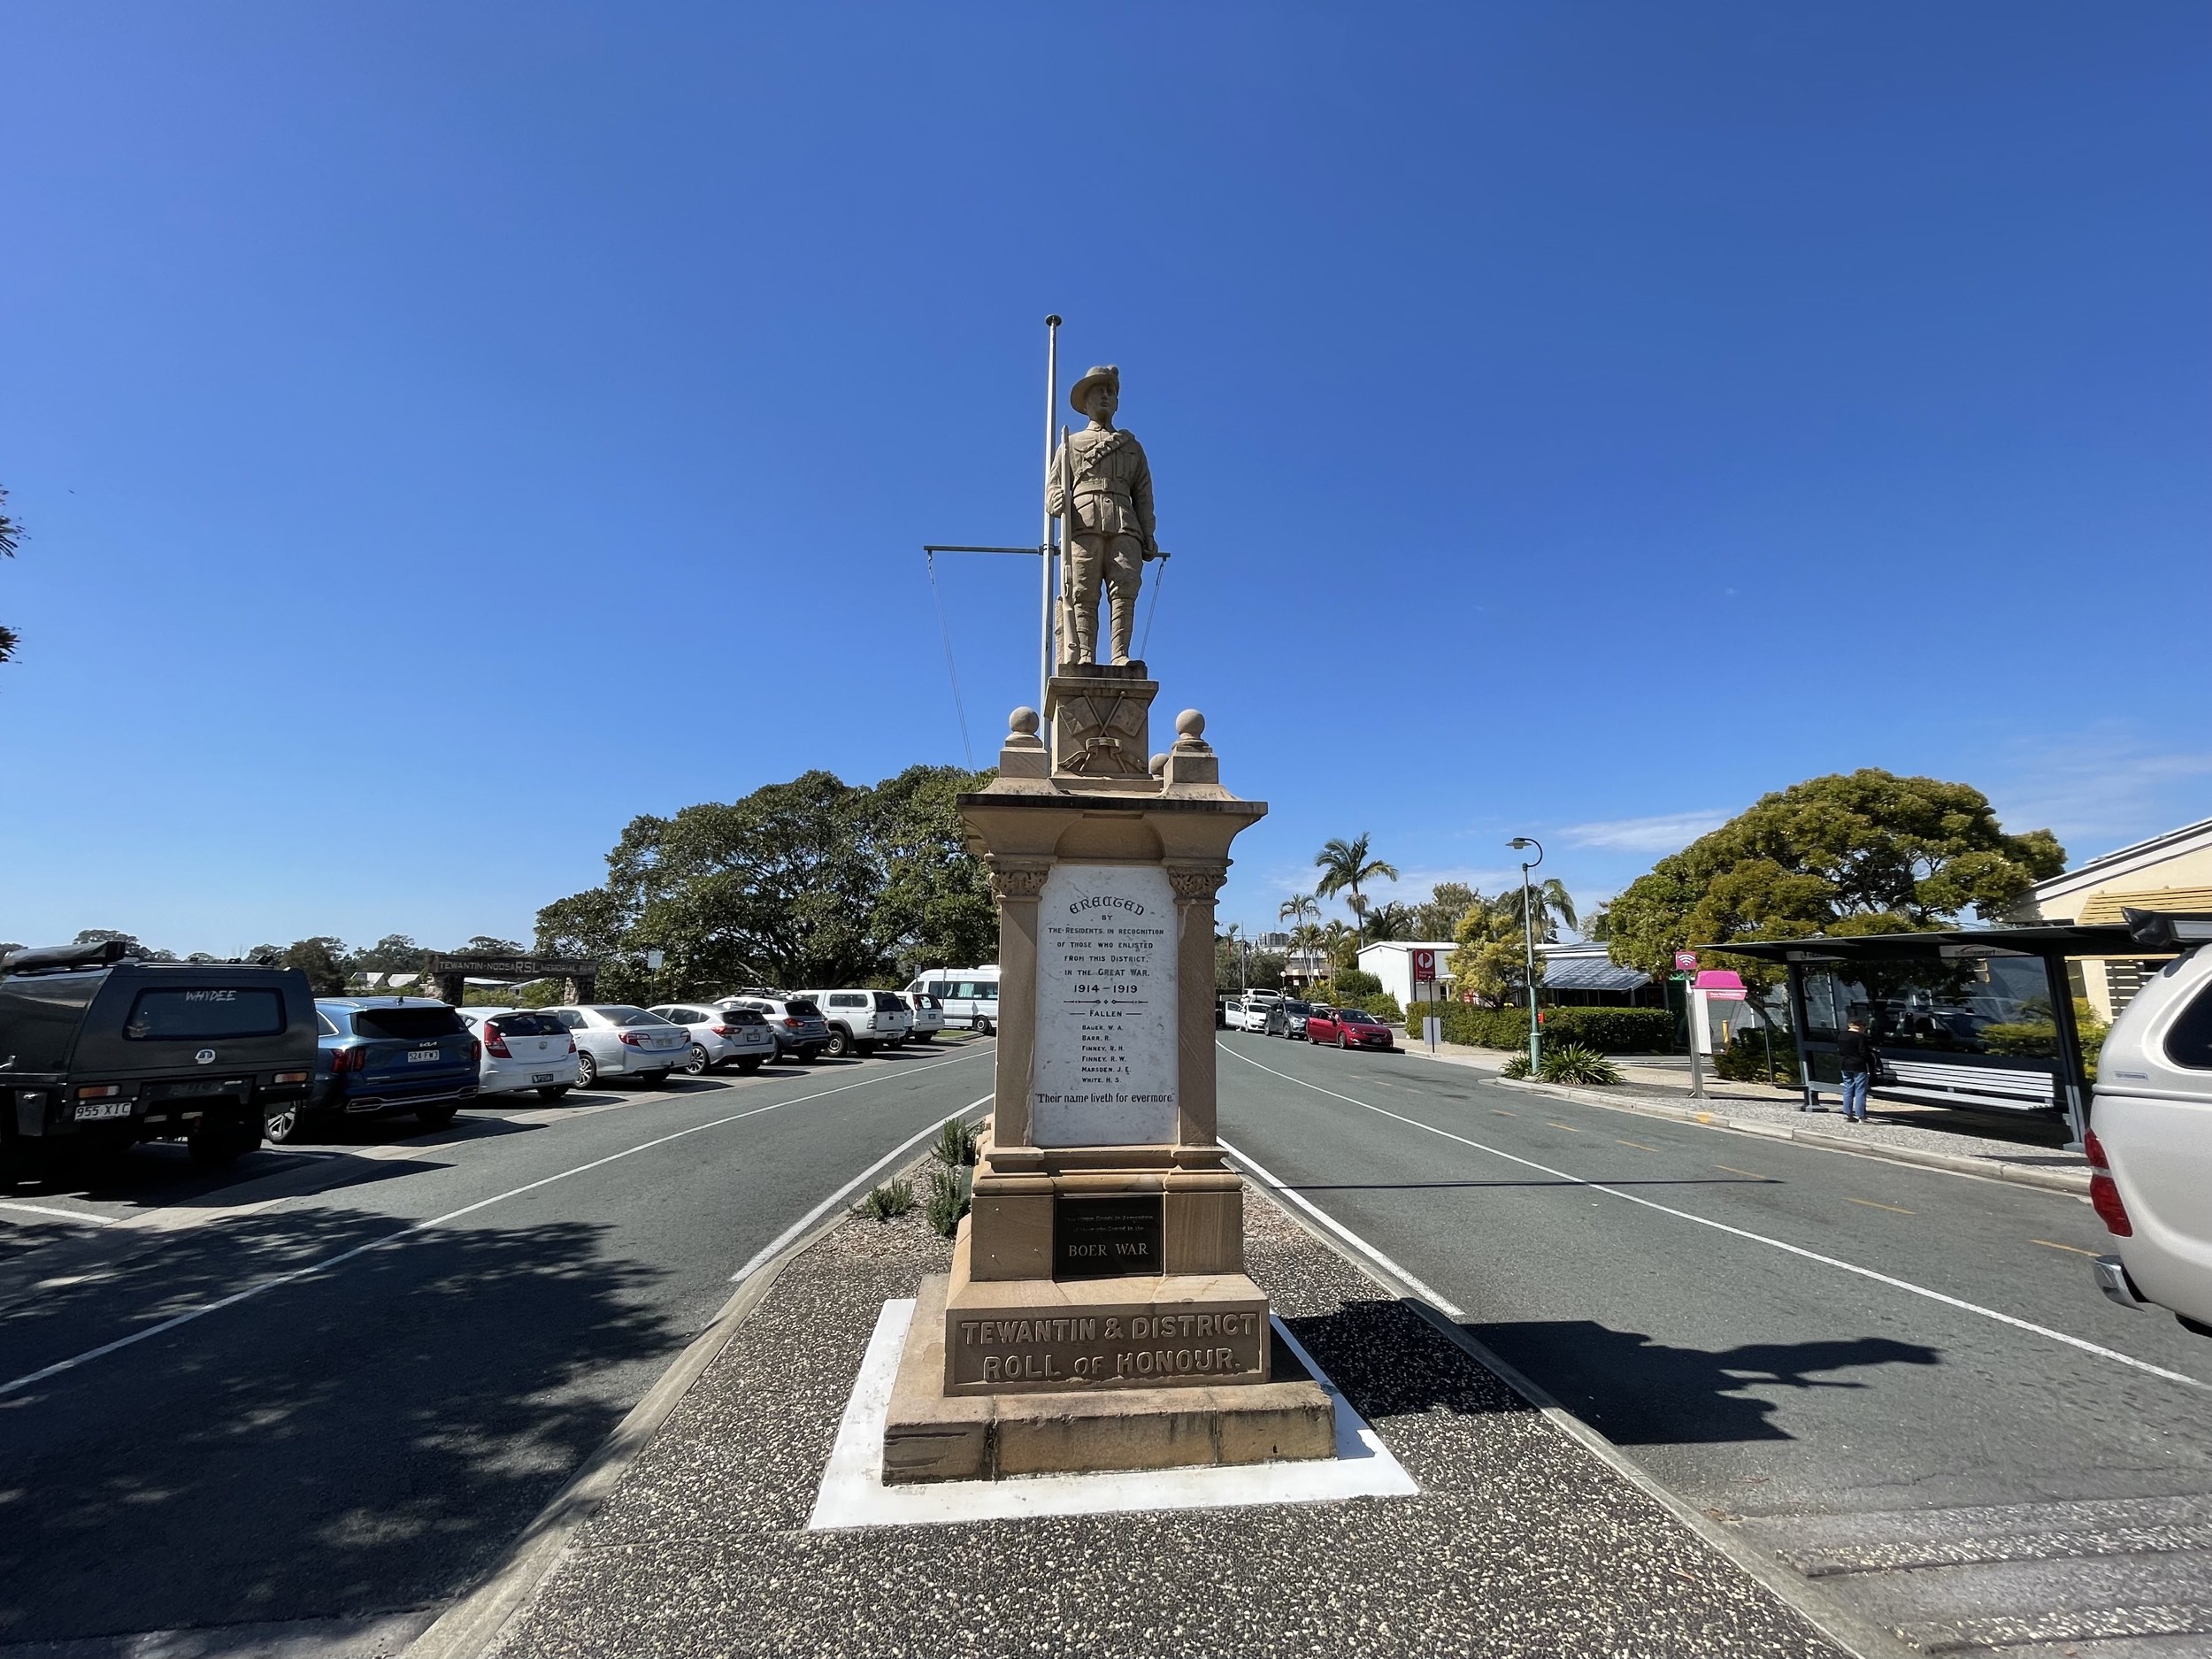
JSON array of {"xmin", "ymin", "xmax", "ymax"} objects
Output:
[
  {"xmin": 1216, "ymin": 1029, "xmax": 2212, "ymax": 1655},
  {"xmin": 0, "ymin": 1038, "xmax": 996, "ymax": 1654}
]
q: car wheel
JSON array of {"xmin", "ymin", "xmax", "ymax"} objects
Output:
[
  {"xmin": 856, "ymin": 1041, "xmax": 876, "ymax": 1056},
  {"xmin": 684, "ymin": 1043, "xmax": 710, "ymax": 1076},
  {"xmin": 264, "ymin": 1101, "xmax": 311, "ymax": 1144},
  {"xmin": 910, "ymin": 1032, "xmax": 934, "ymax": 1044},
  {"xmin": 979, "ymin": 1018, "xmax": 995, "ymax": 1036},
  {"xmin": 576, "ymin": 1051, "xmax": 599, "ymax": 1087},
  {"xmin": 1337, "ymin": 1032, "xmax": 1348, "ymax": 1049},
  {"xmin": 737, "ymin": 1057, "xmax": 764, "ymax": 1073},
  {"xmin": 417, "ymin": 1105, "xmax": 458, "ymax": 1127},
  {"xmin": 825, "ymin": 1027, "xmax": 852, "ymax": 1058},
  {"xmin": 536, "ymin": 1085, "xmax": 572, "ymax": 1101},
  {"xmin": 799, "ymin": 1044, "xmax": 825, "ymax": 1063}
]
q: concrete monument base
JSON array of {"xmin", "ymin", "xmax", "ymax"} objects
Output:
[{"xmin": 883, "ymin": 1271, "xmax": 1334, "ymax": 1484}]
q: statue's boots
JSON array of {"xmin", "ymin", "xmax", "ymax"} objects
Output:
[
  {"xmin": 1068, "ymin": 610, "xmax": 1097, "ymax": 667},
  {"xmin": 1108, "ymin": 593, "xmax": 1136, "ymax": 666}
]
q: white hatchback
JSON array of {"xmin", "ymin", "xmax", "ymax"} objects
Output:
[
  {"xmin": 2089, "ymin": 913, "xmax": 2212, "ymax": 1340},
  {"xmin": 457, "ymin": 1008, "xmax": 580, "ymax": 1100}
]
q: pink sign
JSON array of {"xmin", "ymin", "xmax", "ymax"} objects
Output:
[
  {"xmin": 1694, "ymin": 968, "xmax": 1747, "ymax": 1002},
  {"xmin": 1673, "ymin": 950, "xmax": 1699, "ymax": 972}
]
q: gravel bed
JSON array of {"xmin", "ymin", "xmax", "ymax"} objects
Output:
[{"xmin": 490, "ymin": 1172, "xmax": 1843, "ymax": 1659}]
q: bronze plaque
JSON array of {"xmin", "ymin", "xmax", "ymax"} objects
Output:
[{"xmin": 1054, "ymin": 1194, "xmax": 1164, "ymax": 1279}]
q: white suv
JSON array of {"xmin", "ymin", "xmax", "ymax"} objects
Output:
[
  {"xmin": 802, "ymin": 989, "xmax": 912, "ymax": 1057},
  {"xmin": 2089, "ymin": 911, "xmax": 2212, "ymax": 1340}
]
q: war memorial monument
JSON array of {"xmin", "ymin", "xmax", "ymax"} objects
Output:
[{"xmin": 879, "ymin": 353, "xmax": 1337, "ymax": 1482}]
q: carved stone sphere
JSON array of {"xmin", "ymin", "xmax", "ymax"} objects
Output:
[
  {"xmin": 1010, "ymin": 706, "xmax": 1041, "ymax": 736},
  {"xmin": 1175, "ymin": 709, "xmax": 1205, "ymax": 741},
  {"xmin": 1148, "ymin": 752, "xmax": 1168, "ymax": 776}
]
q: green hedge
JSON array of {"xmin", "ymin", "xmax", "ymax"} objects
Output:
[{"xmin": 1432, "ymin": 1003, "xmax": 1674, "ymax": 1054}]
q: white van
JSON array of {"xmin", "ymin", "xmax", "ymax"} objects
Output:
[{"xmin": 905, "ymin": 965, "xmax": 1001, "ymax": 1035}]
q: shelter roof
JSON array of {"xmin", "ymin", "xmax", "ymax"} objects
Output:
[{"xmin": 1701, "ymin": 924, "xmax": 2142, "ymax": 965}]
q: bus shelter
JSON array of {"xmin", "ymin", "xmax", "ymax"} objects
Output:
[{"xmin": 1702, "ymin": 923, "xmax": 2158, "ymax": 1147}]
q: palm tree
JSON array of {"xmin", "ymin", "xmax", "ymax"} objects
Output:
[
  {"xmin": 1319, "ymin": 919, "xmax": 1359, "ymax": 973},
  {"xmin": 1278, "ymin": 891, "xmax": 1321, "ymax": 934},
  {"xmin": 1287, "ymin": 921, "xmax": 1326, "ymax": 985},
  {"xmin": 1313, "ymin": 833, "xmax": 1400, "ymax": 938},
  {"xmin": 1494, "ymin": 879, "xmax": 1579, "ymax": 943},
  {"xmin": 1363, "ymin": 901, "xmax": 1414, "ymax": 942}
]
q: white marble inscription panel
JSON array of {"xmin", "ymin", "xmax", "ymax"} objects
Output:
[{"xmin": 1033, "ymin": 862, "xmax": 1179, "ymax": 1146}]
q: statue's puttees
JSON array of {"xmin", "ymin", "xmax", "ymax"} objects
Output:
[{"xmin": 1046, "ymin": 365, "xmax": 1156, "ymax": 668}]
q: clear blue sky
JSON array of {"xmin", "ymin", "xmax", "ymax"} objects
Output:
[{"xmin": 3, "ymin": 3, "xmax": 2207, "ymax": 955}]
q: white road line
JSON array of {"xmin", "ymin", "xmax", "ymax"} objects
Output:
[
  {"xmin": 0, "ymin": 1048, "xmax": 992, "ymax": 1402},
  {"xmin": 728, "ymin": 1093, "xmax": 995, "ymax": 1283},
  {"xmin": 0, "ymin": 1202, "xmax": 118, "ymax": 1226},
  {"xmin": 1221, "ymin": 1042, "xmax": 2210, "ymax": 1394}
]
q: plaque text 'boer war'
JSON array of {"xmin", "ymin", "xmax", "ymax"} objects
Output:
[{"xmin": 1032, "ymin": 862, "xmax": 1179, "ymax": 1147}]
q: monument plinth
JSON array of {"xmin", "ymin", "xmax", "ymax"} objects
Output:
[{"xmin": 881, "ymin": 698, "xmax": 1334, "ymax": 1481}]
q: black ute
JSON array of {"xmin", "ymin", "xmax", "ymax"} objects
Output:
[{"xmin": 0, "ymin": 939, "xmax": 317, "ymax": 1172}]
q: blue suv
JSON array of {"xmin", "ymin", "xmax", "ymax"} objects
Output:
[{"xmin": 272, "ymin": 997, "xmax": 480, "ymax": 1143}]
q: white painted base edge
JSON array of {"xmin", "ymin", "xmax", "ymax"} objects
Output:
[{"xmin": 806, "ymin": 1298, "xmax": 1418, "ymax": 1531}]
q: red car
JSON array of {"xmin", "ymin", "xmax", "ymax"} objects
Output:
[{"xmin": 1306, "ymin": 1006, "xmax": 1394, "ymax": 1050}]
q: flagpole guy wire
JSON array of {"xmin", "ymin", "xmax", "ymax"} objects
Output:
[{"xmin": 923, "ymin": 548, "xmax": 974, "ymax": 768}]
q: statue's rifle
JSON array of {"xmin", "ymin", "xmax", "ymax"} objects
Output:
[{"xmin": 1056, "ymin": 425, "xmax": 1076, "ymax": 670}]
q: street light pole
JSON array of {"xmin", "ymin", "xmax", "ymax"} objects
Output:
[{"xmin": 1509, "ymin": 837, "xmax": 1543, "ymax": 1072}]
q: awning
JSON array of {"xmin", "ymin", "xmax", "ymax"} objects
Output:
[{"xmin": 1543, "ymin": 956, "xmax": 1651, "ymax": 992}]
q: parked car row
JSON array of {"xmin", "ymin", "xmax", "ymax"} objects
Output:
[
  {"xmin": 1222, "ymin": 991, "xmax": 1398, "ymax": 1052},
  {"xmin": 0, "ymin": 938, "xmax": 987, "ymax": 1168}
]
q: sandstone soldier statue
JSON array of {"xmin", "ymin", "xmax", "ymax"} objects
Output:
[{"xmin": 1046, "ymin": 365, "xmax": 1157, "ymax": 668}]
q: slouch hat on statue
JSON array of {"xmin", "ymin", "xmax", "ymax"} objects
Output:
[{"xmin": 1069, "ymin": 364, "xmax": 1120, "ymax": 414}]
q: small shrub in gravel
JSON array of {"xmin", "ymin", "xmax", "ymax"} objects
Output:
[
  {"xmin": 925, "ymin": 1166, "xmax": 971, "ymax": 1237},
  {"xmin": 1539, "ymin": 1042, "xmax": 1622, "ymax": 1085},
  {"xmin": 1500, "ymin": 1052, "xmax": 1533, "ymax": 1079},
  {"xmin": 858, "ymin": 1179, "xmax": 916, "ymax": 1222},
  {"xmin": 930, "ymin": 1117, "xmax": 979, "ymax": 1169}
]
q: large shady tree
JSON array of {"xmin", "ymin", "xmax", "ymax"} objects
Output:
[
  {"xmin": 536, "ymin": 764, "xmax": 997, "ymax": 1002},
  {"xmin": 1604, "ymin": 769, "xmax": 2065, "ymax": 991}
]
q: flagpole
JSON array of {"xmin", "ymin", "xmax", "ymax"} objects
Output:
[{"xmin": 1041, "ymin": 314, "xmax": 1061, "ymax": 715}]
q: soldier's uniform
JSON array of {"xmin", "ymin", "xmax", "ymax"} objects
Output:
[{"xmin": 1047, "ymin": 366, "xmax": 1156, "ymax": 667}]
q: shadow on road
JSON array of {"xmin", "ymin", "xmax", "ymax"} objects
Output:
[
  {"xmin": 0, "ymin": 1206, "xmax": 678, "ymax": 1645},
  {"xmin": 1459, "ymin": 1318, "xmax": 1941, "ymax": 1443}
]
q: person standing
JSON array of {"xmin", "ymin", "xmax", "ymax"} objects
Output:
[{"xmin": 1837, "ymin": 1016, "xmax": 1875, "ymax": 1122}]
